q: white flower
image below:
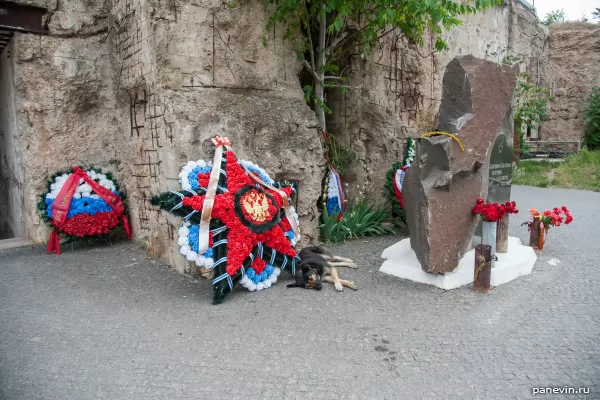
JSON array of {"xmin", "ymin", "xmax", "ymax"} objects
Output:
[
  {"xmin": 177, "ymin": 236, "xmax": 188, "ymax": 246},
  {"xmin": 178, "ymin": 225, "xmax": 189, "ymax": 237},
  {"xmin": 200, "ymin": 256, "xmax": 214, "ymax": 268},
  {"xmin": 179, "ymin": 245, "xmax": 191, "ymax": 256},
  {"xmin": 186, "ymin": 252, "xmax": 198, "ymax": 262}
]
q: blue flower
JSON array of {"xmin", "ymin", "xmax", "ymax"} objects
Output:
[
  {"xmin": 326, "ymin": 197, "xmax": 341, "ymax": 215},
  {"xmin": 187, "ymin": 166, "xmax": 212, "ymax": 190},
  {"xmin": 45, "ymin": 193, "xmax": 120, "ymax": 218}
]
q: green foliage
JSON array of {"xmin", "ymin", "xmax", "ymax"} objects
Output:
[
  {"xmin": 593, "ymin": 8, "xmax": 600, "ymax": 20},
  {"xmin": 553, "ymin": 148, "xmax": 600, "ymax": 192},
  {"xmin": 513, "ymin": 150, "xmax": 600, "ymax": 192},
  {"xmin": 582, "ymin": 87, "xmax": 600, "ymax": 150},
  {"xmin": 319, "ymin": 199, "xmax": 396, "ymax": 243},
  {"xmin": 514, "ymin": 73, "xmax": 554, "ymax": 158},
  {"xmin": 265, "ymin": 0, "xmax": 500, "ymax": 57},
  {"xmin": 542, "ymin": 9, "xmax": 566, "ymax": 26},
  {"xmin": 263, "ymin": 0, "xmax": 500, "ymax": 132},
  {"xmin": 512, "ymin": 159, "xmax": 556, "ymax": 187},
  {"xmin": 322, "ymin": 133, "xmax": 357, "ymax": 175}
]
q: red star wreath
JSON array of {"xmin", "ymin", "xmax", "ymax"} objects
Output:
[{"xmin": 152, "ymin": 137, "xmax": 300, "ymax": 304}]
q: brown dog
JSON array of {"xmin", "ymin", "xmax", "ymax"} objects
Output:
[{"xmin": 287, "ymin": 246, "xmax": 358, "ymax": 291}]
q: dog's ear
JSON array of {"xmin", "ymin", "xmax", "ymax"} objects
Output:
[{"xmin": 299, "ymin": 261, "xmax": 312, "ymax": 273}]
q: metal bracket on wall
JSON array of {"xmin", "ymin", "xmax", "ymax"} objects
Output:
[{"xmin": 0, "ymin": 1, "xmax": 48, "ymax": 54}]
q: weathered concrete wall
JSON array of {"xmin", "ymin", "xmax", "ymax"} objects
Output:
[
  {"xmin": 328, "ymin": 0, "xmax": 546, "ymax": 202},
  {"xmin": 7, "ymin": 0, "xmax": 321, "ymax": 276},
  {"xmin": 0, "ymin": 43, "xmax": 25, "ymax": 239},
  {"xmin": 538, "ymin": 23, "xmax": 600, "ymax": 146},
  {"xmin": 12, "ymin": 0, "xmax": 121, "ymax": 243}
]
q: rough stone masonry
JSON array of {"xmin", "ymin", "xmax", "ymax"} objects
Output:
[{"xmin": 403, "ymin": 55, "xmax": 518, "ymax": 274}]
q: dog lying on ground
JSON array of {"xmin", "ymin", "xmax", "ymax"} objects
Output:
[{"xmin": 287, "ymin": 246, "xmax": 358, "ymax": 291}]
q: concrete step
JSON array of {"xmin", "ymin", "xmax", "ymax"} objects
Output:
[{"xmin": 0, "ymin": 237, "xmax": 35, "ymax": 251}]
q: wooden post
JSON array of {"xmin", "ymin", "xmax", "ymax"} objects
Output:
[
  {"xmin": 473, "ymin": 244, "xmax": 492, "ymax": 293},
  {"xmin": 529, "ymin": 218, "xmax": 542, "ymax": 249},
  {"xmin": 496, "ymin": 214, "xmax": 509, "ymax": 253}
]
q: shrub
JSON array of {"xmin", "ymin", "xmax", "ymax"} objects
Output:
[
  {"xmin": 320, "ymin": 200, "xmax": 396, "ymax": 243},
  {"xmin": 582, "ymin": 87, "xmax": 600, "ymax": 150}
]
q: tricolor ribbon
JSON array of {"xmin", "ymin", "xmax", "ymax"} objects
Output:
[
  {"xmin": 329, "ymin": 166, "xmax": 345, "ymax": 215},
  {"xmin": 47, "ymin": 166, "xmax": 132, "ymax": 254}
]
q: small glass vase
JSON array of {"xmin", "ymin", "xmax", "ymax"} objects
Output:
[{"xmin": 481, "ymin": 220, "xmax": 497, "ymax": 267}]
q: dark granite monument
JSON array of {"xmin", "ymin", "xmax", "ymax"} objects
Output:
[{"xmin": 403, "ymin": 55, "xmax": 518, "ymax": 274}]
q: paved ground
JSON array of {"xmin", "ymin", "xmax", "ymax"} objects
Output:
[{"xmin": 1, "ymin": 185, "xmax": 599, "ymax": 399}]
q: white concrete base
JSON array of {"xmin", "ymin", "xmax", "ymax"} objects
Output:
[{"xmin": 379, "ymin": 236, "xmax": 537, "ymax": 290}]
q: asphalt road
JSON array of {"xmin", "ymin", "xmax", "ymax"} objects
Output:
[{"xmin": 1, "ymin": 185, "xmax": 598, "ymax": 399}]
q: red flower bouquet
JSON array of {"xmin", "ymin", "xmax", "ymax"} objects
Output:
[
  {"xmin": 529, "ymin": 206, "xmax": 573, "ymax": 228},
  {"xmin": 472, "ymin": 199, "xmax": 506, "ymax": 222},
  {"xmin": 502, "ymin": 201, "xmax": 519, "ymax": 215},
  {"xmin": 527, "ymin": 206, "xmax": 573, "ymax": 250}
]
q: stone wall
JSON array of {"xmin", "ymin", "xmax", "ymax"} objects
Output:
[
  {"xmin": 328, "ymin": 0, "xmax": 546, "ymax": 202},
  {"xmin": 0, "ymin": 42, "xmax": 25, "ymax": 239},
  {"xmin": 538, "ymin": 23, "xmax": 600, "ymax": 147},
  {"xmin": 103, "ymin": 0, "xmax": 322, "ymax": 274},
  {"xmin": 3, "ymin": 0, "xmax": 322, "ymax": 275},
  {"xmin": 10, "ymin": 0, "xmax": 121, "ymax": 243}
]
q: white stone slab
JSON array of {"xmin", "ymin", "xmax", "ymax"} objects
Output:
[{"xmin": 379, "ymin": 236, "xmax": 537, "ymax": 290}]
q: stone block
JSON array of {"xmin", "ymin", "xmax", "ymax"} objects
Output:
[{"xmin": 403, "ymin": 55, "xmax": 518, "ymax": 274}]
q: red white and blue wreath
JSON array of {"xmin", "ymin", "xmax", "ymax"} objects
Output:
[
  {"xmin": 152, "ymin": 136, "xmax": 301, "ymax": 304},
  {"xmin": 38, "ymin": 167, "xmax": 132, "ymax": 254},
  {"xmin": 385, "ymin": 137, "xmax": 416, "ymax": 224},
  {"xmin": 323, "ymin": 166, "xmax": 345, "ymax": 219}
]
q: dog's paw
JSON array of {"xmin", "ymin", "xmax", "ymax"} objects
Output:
[
  {"xmin": 334, "ymin": 282, "xmax": 344, "ymax": 292},
  {"xmin": 349, "ymin": 263, "xmax": 359, "ymax": 269},
  {"xmin": 347, "ymin": 281, "xmax": 358, "ymax": 290}
]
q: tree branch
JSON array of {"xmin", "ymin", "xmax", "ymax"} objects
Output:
[
  {"xmin": 303, "ymin": 60, "xmax": 322, "ymax": 83},
  {"xmin": 303, "ymin": 0, "xmax": 316, "ymax": 74}
]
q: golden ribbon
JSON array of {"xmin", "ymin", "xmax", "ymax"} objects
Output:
[
  {"xmin": 197, "ymin": 136, "xmax": 231, "ymax": 255},
  {"xmin": 420, "ymin": 131, "xmax": 465, "ymax": 152},
  {"xmin": 197, "ymin": 135, "xmax": 300, "ymax": 255}
]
